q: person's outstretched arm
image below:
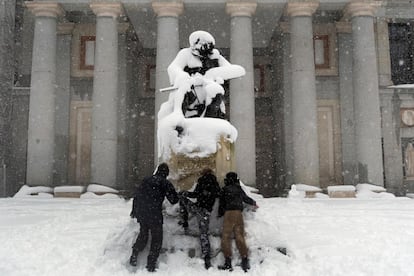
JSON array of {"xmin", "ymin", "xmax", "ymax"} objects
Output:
[{"xmin": 165, "ymin": 180, "xmax": 179, "ymax": 204}]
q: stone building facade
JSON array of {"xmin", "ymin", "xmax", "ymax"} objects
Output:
[{"xmin": 0, "ymin": 0, "xmax": 413, "ymax": 197}]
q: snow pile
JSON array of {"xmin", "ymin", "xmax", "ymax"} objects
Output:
[
  {"xmin": 158, "ymin": 116, "xmax": 237, "ymax": 160},
  {"xmin": 288, "ymin": 184, "xmax": 305, "ymax": 198},
  {"xmin": 87, "ymin": 184, "xmax": 119, "ymax": 194},
  {"xmin": 13, "ymin": 185, "xmax": 53, "ymax": 198},
  {"xmin": 356, "ymin": 183, "xmax": 395, "ymax": 199}
]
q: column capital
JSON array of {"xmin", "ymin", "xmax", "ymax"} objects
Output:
[
  {"xmin": 25, "ymin": 1, "xmax": 64, "ymax": 18},
  {"xmin": 226, "ymin": 1, "xmax": 257, "ymax": 17},
  {"xmin": 90, "ymin": 2, "xmax": 123, "ymax": 18},
  {"xmin": 343, "ymin": 1, "xmax": 382, "ymax": 18},
  {"xmin": 152, "ymin": 2, "xmax": 184, "ymax": 17},
  {"xmin": 57, "ymin": 22, "xmax": 75, "ymax": 35},
  {"xmin": 286, "ymin": 1, "xmax": 319, "ymax": 17}
]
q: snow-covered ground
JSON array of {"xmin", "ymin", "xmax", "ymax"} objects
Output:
[{"xmin": 1, "ymin": 188, "xmax": 414, "ymax": 276}]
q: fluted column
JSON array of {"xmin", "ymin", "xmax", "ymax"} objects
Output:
[
  {"xmin": 344, "ymin": 0, "xmax": 384, "ymax": 185},
  {"xmin": 152, "ymin": 1, "xmax": 183, "ymax": 162},
  {"xmin": 287, "ymin": 1, "xmax": 320, "ymax": 186},
  {"xmin": 25, "ymin": 1, "xmax": 63, "ymax": 186},
  {"xmin": 90, "ymin": 2, "xmax": 122, "ymax": 187},
  {"xmin": 226, "ymin": 1, "xmax": 257, "ymax": 186}
]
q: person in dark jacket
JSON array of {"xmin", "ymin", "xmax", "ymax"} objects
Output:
[
  {"xmin": 129, "ymin": 163, "xmax": 179, "ymax": 272},
  {"xmin": 178, "ymin": 168, "xmax": 221, "ymax": 269},
  {"xmin": 218, "ymin": 172, "xmax": 258, "ymax": 272}
]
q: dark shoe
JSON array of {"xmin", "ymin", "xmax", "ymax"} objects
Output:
[
  {"xmin": 218, "ymin": 257, "xmax": 233, "ymax": 271},
  {"xmin": 241, "ymin": 257, "xmax": 250, "ymax": 272},
  {"xmin": 204, "ymin": 256, "xmax": 211, "ymax": 270},
  {"xmin": 129, "ymin": 250, "xmax": 138, "ymax": 266},
  {"xmin": 146, "ymin": 264, "xmax": 156, "ymax": 272}
]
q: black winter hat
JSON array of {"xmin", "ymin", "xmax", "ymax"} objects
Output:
[
  {"xmin": 226, "ymin": 172, "xmax": 238, "ymax": 181},
  {"xmin": 156, "ymin": 163, "xmax": 169, "ymax": 178}
]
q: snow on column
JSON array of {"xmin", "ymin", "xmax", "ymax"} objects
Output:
[
  {"xmin": 344, "ymin": 1, "xmax": 384, "ymax": 186},
  {"xmin": 287, "ymin": 2, "xmax": 320, "ymax": 186},
  {"xmin": 90, "ymin": 2, "xmax": 123, "ymax": 188},
  {"xmin": 25, "ymin": 2, "xmax": 63, "ymax": 186},
  {"xmin": 152, "ymin": 1, "xmax": 183, "ymax": 162},
  {"xmin": 226, "ymin": 1, "xmax": 257, "ymax": 186}
]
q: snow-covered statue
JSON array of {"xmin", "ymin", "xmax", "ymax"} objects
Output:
[
  {"xmin": 157, "ymin": 31, "xmax": 245, "ymax": 189},
  {"xmin": 159, "ymin": 30, "xmax": 245, "ymax": 120}
]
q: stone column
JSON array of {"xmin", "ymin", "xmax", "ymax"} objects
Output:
[
  {"xmin": 344, "ymin": 1, "xmax": 384, "ymax": 185},
  {"xmin": 287, "ymin": 2, "xmax": 320, "ymax": 186},
  {"xmin": 0, "ymin": 0, "xmax": 16, "ymax": 196},
  {"xmin": 336, "ymin": 22, "xmax": 357, "ymax": 185},
  {"xmin": 376, "ymin": 18, "xmax": 393, "ymax": 87},
  {"xmin": 376, "ymin": 18, "xmax": 403, "ymax": 193},
  {"xmin": 226, "ymin": 1, "xmax": 257, "ymax": 186},
  {"xmin": 25, "ymin": 2, "xmax": 63, "ymax": 186},
  {"xmin": 90, "ymin": 2, "xmax": 122, "ymax": 187},
  {"xmin": 152, "ymin": 1, "xmax": 183, "ymax": 162},
  {"xmin": 54, "ymin": 23, "xmax": 74, "ymax": 186},
  {"xmin": 117, "ymin": 23, "xmax": 129, "ymax": 191}
]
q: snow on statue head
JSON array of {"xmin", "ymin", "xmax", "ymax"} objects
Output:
[
  {"xmin": 189, "ymin": 30, "xmax": 215, "ymax": 57},
  {"xmin": 157, "ymin": 30, "xmax": 246, "ymax": 188}
]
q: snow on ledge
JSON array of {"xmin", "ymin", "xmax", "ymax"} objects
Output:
[
  {"xmin": 86, "ymin": 184, "xmax": 119, "ymax": 194},
  {"xmin": 54, "ymin": 186, "xmax": 86, "ymax": 193},
  {"xmin": 356, "ymin": 183, "xmax": 386, "ymax": 193},
  {"xmin": 388, "ymin": 84, "xmax": 414, "ymax": 89},
  {"xmin": 327, "ymin": 185, "xmax": 356, "ymax": 192},
  {"xmin": 295, "ymin": 184, "xmax": 322, "ymax": 192},
  {"xmin": 14, "ymin": 185, "xmax": 54, "ymax": 198},
  {"xmin": 80, "ymin": 192, "xmax": 120, "ymax": 199}
]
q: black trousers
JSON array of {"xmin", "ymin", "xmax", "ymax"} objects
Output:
[
  {"xmin": 132, "ymin": 222, "xmax": 163, "ymax": 267},
  {"xmin": 179, "ymin": 197, "xmax": 211, "ymax": 257}
]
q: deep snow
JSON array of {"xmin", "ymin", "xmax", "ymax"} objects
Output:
[{"xmin": 1, "ymin": 188, "xmax": 414, "ymax": 276}]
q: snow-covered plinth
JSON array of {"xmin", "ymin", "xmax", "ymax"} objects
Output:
[
  {"xmin": 54, "ymin": 186, "xmax": 86, "ymax": 198},
  {"xmin": 327, "ymin": 185, "xmax": 356, "ymax": 198},
  {"xmin": 295, "ymin": 184, "xmax": 323, "ymax": 198}
]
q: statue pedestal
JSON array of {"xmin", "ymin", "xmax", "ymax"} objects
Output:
[{"xmin": 168, "ymin": 136, "xmax": 235, "ymax": 190}]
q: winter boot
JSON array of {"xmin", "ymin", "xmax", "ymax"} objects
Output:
[
  {"xmin": 218, "ymin": 257, "xmax": 233, "ymax": 271},
  {"xmin": 204, "ymin": 255, "xmax": 211, "ymax": 270},
  {"xmin": 146, "ymin": 264, "xmax": 156, "ymax": 272},
  {"xmin": 241, "ymin": 257, "xmax": 250, "ymax": 272},
  {"xmin": 129, "ymin": 250, "xmax": 138, "ymax": 266}
]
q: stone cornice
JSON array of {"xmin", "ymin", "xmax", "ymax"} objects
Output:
[
  {"xmin": 57, "ymin": 22, "xmax": 75, "ymax": 35},
  {"xmin": 226, "ymin": 1, "xmax": 257, "ymax": 17},
  {"xmin": 90, "ymin": 2, "xmax": 124, "ymax": 18},
  {"xmin": 335, "ymin": 21, "xmax": 352, "ymax": 33},
  {"xmin": 286, "ymin": 1, "xmax": 319, "ymax": 17},
  {"xmin": 152, "ymin": 2, "xmax": 184, "ymax": 17},
  {"xmin": 25, "ymin": 1, "xmax": 64, "ymax": 18},
  {"xmin": 343, "ymin": 1, "xmax": 382, "ymax": 18}
]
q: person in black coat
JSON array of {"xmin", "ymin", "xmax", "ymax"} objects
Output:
[
  {"xmin": 178, "ymin": 168, "xmax": 221, "ymax": 269},
  {"xmin": 129, "ymin": 163, "xmax": 179, "ymax": 272},
  {"xmin": 218, "ymin": 172, "xmax": 258, "ymax": 272}
]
